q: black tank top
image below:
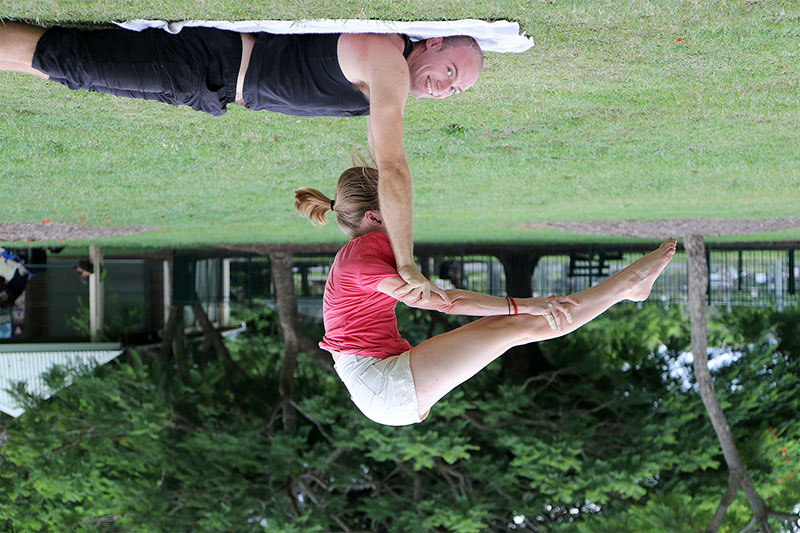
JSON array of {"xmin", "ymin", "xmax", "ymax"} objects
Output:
[{"xmin": 242, "ymin": 33, "xmax": 413, "ymax": 117}]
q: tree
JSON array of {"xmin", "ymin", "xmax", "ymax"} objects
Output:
[{"xmin": 1, "ymin": 302, "xmax": 798, "ymax": 531}]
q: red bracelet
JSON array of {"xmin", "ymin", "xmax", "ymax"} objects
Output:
[{"xmin": 508, "ymin": 296, "xmax": 518, "ymax": 315}]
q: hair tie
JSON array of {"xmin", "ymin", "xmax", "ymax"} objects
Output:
[{"xmin": 330, "ymin": 199, "xmax": 335, "ymax": 211}]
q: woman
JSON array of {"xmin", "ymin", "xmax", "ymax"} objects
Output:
[{"xmin": 295, "ymin": 166, "xmax": 677, "ymax": 427}]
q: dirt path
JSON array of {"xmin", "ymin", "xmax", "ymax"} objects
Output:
[
  {"xmin": 0, "ymin": 222, "xmax": 162, "ymax": 242},
  {"xmin": 4, "ymin": 218, "xmax": 798, "ymax": 244},
  {"xmin": 527, "ymin": 218, "xmax": 800, "ymax": 238}
]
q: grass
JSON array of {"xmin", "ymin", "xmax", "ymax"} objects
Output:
[{"xmin": 1, "ymin": 1, "xmax": 800, "ymax": 247}]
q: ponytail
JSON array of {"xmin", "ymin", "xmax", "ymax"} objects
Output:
[
  {"xmin": 294, "ymin": 187, "xmax": 334, "ymax": 226},
  {"xmin": 295, "ymin": 153, "xmax": 379, "ymax": 237}
]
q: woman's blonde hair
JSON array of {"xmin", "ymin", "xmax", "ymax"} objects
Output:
[{"xmin": 294, "ymin": 154, "xmax": 379, "ymax": 238}]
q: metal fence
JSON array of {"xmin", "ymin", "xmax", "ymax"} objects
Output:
[
  {"xmin": 422, "ymin": 255, "xmax": 507, "ymax": 295},
  {"xmin": 229, "ymin": 257, "xmax": 273, "ymax": 305},
  {"xmin": 706, "ymin": 249, "xmax": 798, "ymax": 309},
  {"xmin": 5, "ymin": 246, "xmax": 794, "ymax": 341},
  {"xmin": 228, "ymin": 248, "xmax": 799, "ymax": 313},
  {"xmin": 293, "ymin": 257, "xmax": 334, "ymax": 298},
  {"xmin": 531, "ymin": 249, "xmax": 799, "ymax": 310}
]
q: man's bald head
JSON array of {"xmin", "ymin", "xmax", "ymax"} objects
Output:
[{"xmin": 406, "ymin": 36, "xmax": 484, "ymax": 99}]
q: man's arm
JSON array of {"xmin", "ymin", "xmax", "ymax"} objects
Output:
[
  {"xmin": 358, "ymin": 39, "xmax": 415, "ymax": 270},
  {"xmin": 341, "ymin": 34, "xmax": 445, "ymax": 302}
]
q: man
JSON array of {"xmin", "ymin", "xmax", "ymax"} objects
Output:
[
  {"xmin": 0, "ymin": 248, "xmax": 30, "ymax": 308},
  {"xmin": 0, "ymin": 22, "xmax": 484, "ymax": 301}
]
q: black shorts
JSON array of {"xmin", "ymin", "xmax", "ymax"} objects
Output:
[{"xmin": 32, "ymin": 27, "xmax": 242, "ymax": 117}]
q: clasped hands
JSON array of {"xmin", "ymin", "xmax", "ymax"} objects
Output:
[
  {"xmin": 394, "ymin": 263, "xmax": 450, "ymax": 304},
  {"xmin": 392, "ymin": 264, "xmax": 579, "ymax": 332},
  {"xmin": 519, "ymin": 295, "xmax": 580, "ymax": 332}
]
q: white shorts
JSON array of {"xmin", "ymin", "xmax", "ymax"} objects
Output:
[{"xmin": 333, "ymin": 351, "xmax": 429, "ymax": 427}]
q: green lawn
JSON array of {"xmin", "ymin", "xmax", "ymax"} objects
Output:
[{"xmin": 1, "ymin": 1, "xmax": 799, "ymax": 247}]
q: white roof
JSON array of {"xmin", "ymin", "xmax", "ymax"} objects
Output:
[{"xmin": 0, "ymin": 344, "xmax": 123, "ymax": 418}]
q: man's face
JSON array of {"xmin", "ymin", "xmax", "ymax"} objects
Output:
[{"xmin": 407, "ymin": 38, "xmax": 483, "ymax": 99}]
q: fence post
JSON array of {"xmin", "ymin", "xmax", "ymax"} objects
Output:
[
  {"xmin": 89, "ymin": 245, "xmax": 104, "ymax": 342},
  {"xmin": 162, "ymin": 257, "xmax": 171, "ymax": 326},
  {"xmin": 705, "ymin": 244, "xmax": 712, "ymax": 305},
  {"xmin": 221, "ymin": 259, "xmax": 230, "ymax": 327},
  {"xmin": 775, "ymin": 259, "xmax": 784, "ymax": 312},
  {"xmin": 247, "ymin": 257, "xmax": 254, "ymax": 307},
  {"xmin": 789, "ymin": 249, "xmax": 796, "ymax": 296},
  {"xmin": 737, "ymin": 250, "xmax": 743, "ymax": 292}
]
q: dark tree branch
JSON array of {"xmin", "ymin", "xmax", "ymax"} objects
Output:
[
  {"xmin": 434, "ymin": 458, "xmax": 470, "ymax": 499},
  {"xmin": 79, "ymin": 514, "xmax": 123, "ymax": 526},
  {"xmin": 766, "ymin": 509, "xmax": 800, "ymax": 520},
  {"xmin": 199, "ymin": 335, "xmax": 211, "ymax": 367},
  {"xmin": 766, "ymin": 509, "xmax": 800, "ymax": 531},
  {"xmin": 325, "ymin": 447, "xmax": 351, "ymax": 467},
  {"xmin": 160, "ymin": 305, "xmax": 181, "ymax": 362},
  {"xmin": 289, "ymin": 400, "xmax": 335, "ymax": 443},
  {"xmin": 296, "ymin": 479, "xmax": 352, "ymax": 532},
  {"xmin": 521, "ymin": 367, "xmax": 580, "ymax": 389},
  {"xmin": 191, "ymin": 303, "xmax": 245, "ymax": 378},
  {"xmin": 52, "ymin": 425, "xmax": 97, "ymax": 454},
  {"xmin": 740, "ymin": 508, "xmax": 800, "ymax": 532},
  {"xmin": 285, "ymin": 485, "xmax": 300, "ymax": 517},
  {"xmin": 459, "ymin": 410, "xmax": 500, "ymax": 431},
  {"xmin": 686, "ymin": 235, "xmax": 770, "ymax": 533},
  {"xmin": 706, "ymin": 470, "xmax": 742, "ymax": 533},
  {"xmin": 741, "ymin": 517, "xmax": 757, "ymax": 533},
  {"xmin": 397, "ymin": 464, "xmax": 423, "ymax": 503},
  {"xmin": 297, "ymin": 334, "xmax": 336, "ymax": 374}
]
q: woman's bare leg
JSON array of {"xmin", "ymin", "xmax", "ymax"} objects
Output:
[
  {"xmin": 0, "ymin": 22, "xmax": 48, "ymax": 78},
  {"xmin": 409, "ymin": 239, "xmax": 677, "ymax": 416}
]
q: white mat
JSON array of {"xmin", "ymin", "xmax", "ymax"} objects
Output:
[{"xmin": 115, "ymin": 19, "xmax": 533, "ymax": 53}]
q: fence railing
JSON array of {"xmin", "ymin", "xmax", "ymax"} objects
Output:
[
  {"xmin": 7, "ymin": 247, "xmax": 793, "ymax": 341},
  {"xmin": 531, "ymin": 249, "xmax": 799, "ymax": 310},
  {"xmin": 228, "ymin": 248, "xmax": 799, "ymax": 313}
]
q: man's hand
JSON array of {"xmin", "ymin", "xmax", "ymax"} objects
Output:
[
  {"xmin": 393, "ymin": 264, "xmax": 451, "ymax": 305},
  {"xmin": 521, "ymin": 295, "xmax": 580, "ymax": 332}
]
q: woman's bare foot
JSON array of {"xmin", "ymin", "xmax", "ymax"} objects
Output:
[{"xmin": 622, "ymin": 239, "xmax": 678, "ymax": 301}]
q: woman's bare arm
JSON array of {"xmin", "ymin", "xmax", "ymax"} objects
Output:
[{"xmin": 377, "ymin": 276, "xmax": 577, "ymax": 331}]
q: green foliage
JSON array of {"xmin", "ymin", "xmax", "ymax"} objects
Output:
[
  {"xmin": 579, "ymin": 493, "xmax": 704, "ymax": 533},
  {"xmin": 1, "ymin": 305, "xmax": 799, "ymax": 531},
  {"xmin": 775, "ymin": 306, "xmax": 800, "ymax": 357},
  {"xmin": 68, "ymin": 294, "xmax": 147, "ymax": 342},
  {"xmin": 395, "ymin": 304, "xmax": 465, "ymax": 346},
  {"xmin": 1, "ymin": 357, "xmax": 173, "ymax": 530}
]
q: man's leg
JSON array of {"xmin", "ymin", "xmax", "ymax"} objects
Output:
[
  {"xmin": 6, "ymin": 25, "xmax": 241, "ymax": 116},
  {"xmin": 409, "ymin": 239, "xmax": 677, "ymax": 416},
  {"xmin": 0, "ymin": 22, "xmax": 47, "ymax": 78}
]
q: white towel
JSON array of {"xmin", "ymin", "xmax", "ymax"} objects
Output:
[{"xmin": 115, "ymin": 19, "xmax": 533, "ymax": 53}]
